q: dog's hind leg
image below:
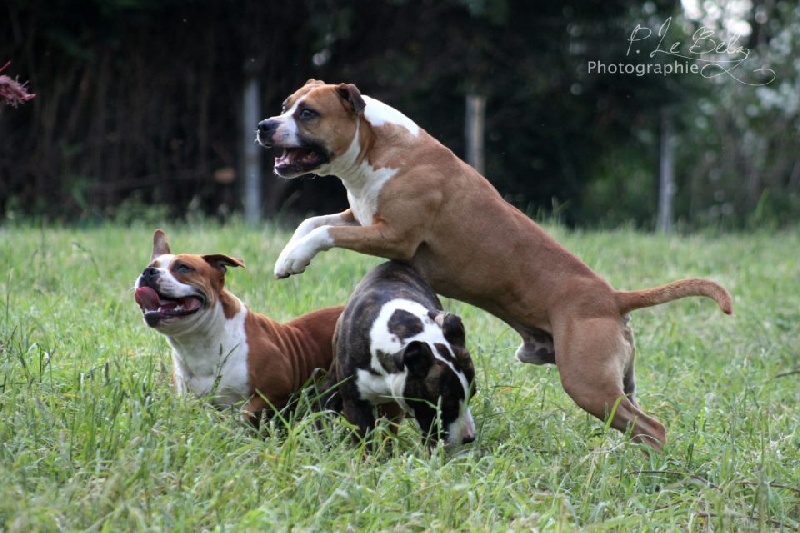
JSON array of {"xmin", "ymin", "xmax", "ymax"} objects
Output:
[
  {"xmin": 620, "ymin": 317, "xmax": 638, "ymax": 404},
  {"xmin": 554, "ymin": 317, "xmax": 665, "ymax": 450}
]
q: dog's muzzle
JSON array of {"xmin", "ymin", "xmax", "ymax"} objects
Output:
[
  {"xmin": 256, "ymin": 119, "xmax": 331, "ymax": 178},
  {"xmin": 139, "ymin": 266, "xmax": 160, "ymax": 286},
  {"xmin": 256, "ymin": 119, "xmax": 278, "ymax": 148},
  {"xmin": 134, "ymin": 268, "xmax": 205, "ymax": 327}
]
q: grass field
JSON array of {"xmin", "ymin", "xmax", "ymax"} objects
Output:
[{"xmin": 1, "ymin": 222, "xmax": 798, "ymax": 531}]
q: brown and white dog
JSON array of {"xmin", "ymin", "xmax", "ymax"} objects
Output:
[
  {"xmin": 256, "ymin": 80, "xmax": 732, "ymax": 450},
  {"xmin": 134, "ymin": 229, "xmax": 343, "ymax": 424}
]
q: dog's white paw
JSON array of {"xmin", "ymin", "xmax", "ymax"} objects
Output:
[
  {"xmin": 274, "ymin": 241, "xmax": 311, "ymax": 278},
  {"xmin": 274, "ymin": 227, "xmax": 334, "ymax": 279}
]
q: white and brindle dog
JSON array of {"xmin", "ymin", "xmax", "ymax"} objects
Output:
[
  {"xmin": 257, "ymin": 79, "xmax": 732, "ymax": 450},
  {"xmin": 322, "ymin": 260, "xmax": 476, "ymax": 449},
  {"xmin": 134, "ymin": 229, "xmax": 343, "ymax": 425}
]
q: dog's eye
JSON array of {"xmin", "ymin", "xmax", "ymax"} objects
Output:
[
  {"xmin": 175, "ymin": 263, "xmax": 194, "ymax": 274},
  {"xmin": 298, "ymin": 108, "xmax": 319, "ymax": 121}
]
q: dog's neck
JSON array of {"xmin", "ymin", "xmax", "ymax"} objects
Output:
[
  {"xmin": 319, "ymin": 96, "xmax": 420, "ymax": 189},
  {"xmin": 161, "ymin": 290, "xmax": 248, "ymax": 372},
  {"xmin": 322, "ymin": 109, "xmax": 426, "ymax": 227}
]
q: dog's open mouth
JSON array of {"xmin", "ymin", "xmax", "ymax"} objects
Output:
[
  {"xmin": 134, "ymin": 286, "xmax": 203, "ymax": 327},
  {"xmin": 274, "ymin": 145, "xmax": 330, "ymax": 177}
]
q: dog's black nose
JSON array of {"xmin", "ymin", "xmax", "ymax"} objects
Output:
[
  {"xmin": 257, "ymin": 119, "xmax": 277, "ymax": 145},
  {"xmin": 140, "ymin": 267, "xmax": 159, "ymax": 284},
  {"xmin": 257, "ymin": 119, "xmax": 275, "ymax": 134},
  {"xmin": 462, "ymin": 434, "xmax": 476, "ymax": 444}
]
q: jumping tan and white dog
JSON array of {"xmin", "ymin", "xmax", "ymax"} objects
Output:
[
  {"xmin": 134, "ymin": 229, "xmax": 343, "ymax": 425},
  {"xmin": 256, "ymin": 79, "xmax": 732, "ymax": 449}
]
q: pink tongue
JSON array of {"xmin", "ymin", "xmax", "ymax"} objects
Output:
[
  {"xmin": 183, "ymin": 298, "xmax": 202, "ymax": 312},
  {"xmin": 135, "ymin": 286, "xmax": 161, "ymax": 312},
  {"xmin": 278, "ymin": 148, "xmax": 314, "ymax": 165}
]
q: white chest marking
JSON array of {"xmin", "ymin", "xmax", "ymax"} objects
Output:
[
  {"xmin": 345, "ymin": 165, "xmax": 397, "ymax": 226},
  {"xmin": 314, "ymin": 118, "xmax": 398, "ymax": 227},
  {"xmin": 168, "ymin": 302, "xmax": 251, "ymax": 408},
  {"xmin": 355, "ymin": 368, "xmax": 409, "ymax": 412},
  {"xmin": 319, "ymin": 94, "xmax": 419, "ymax": 225}
]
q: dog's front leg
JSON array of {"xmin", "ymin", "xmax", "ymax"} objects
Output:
[
  {"xmin": 287, "ymin": 209, "xmax": 359, "ymax": 245},
  {"xmin": 274, "ymin": 225, "xmax": 337, "ymax": 278},
  {"xmin": 274, "ymin": 210, "xmax": 360, "ymax": 278},
  {"xmin": 274, "ymin": 221, "xmax": 421, "ymax": 278},
  {"xmin": 342, "ymin": 397, "xmax": 377, "ymax": 446}
]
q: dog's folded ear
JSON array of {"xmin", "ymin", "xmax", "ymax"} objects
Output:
[
  {"xmin": 436, "ymin": 313, "xmax": 466, "ymax": 347},
  {"xmin": 202, "ymin": 254, "xmax": 245, "ymax": 273},
  {"xmin": 397, "ymin": 341, "xmax": 434, "ymax": 377},
  {"xmin": 335, "ymin": 83, "xmax": 366, "ymax": 116}
]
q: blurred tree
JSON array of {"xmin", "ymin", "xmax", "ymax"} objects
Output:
[
  {"xmin": 295, "ymin": 0, "xmax": 688, "ymax": 224},
  {"xmin": 1, "ymin": 0, "xmax": 320, "ymax": 220},
  {"xmin": 0, "ymin": 0, "xmax": 796, "ymax": 228},
  {"xmin": 675, "ymin": 1, "xmax": 800, "ymax": 230}
]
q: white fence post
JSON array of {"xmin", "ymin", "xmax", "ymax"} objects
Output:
[
  {"xmin": 657, "ymin": 110, "xmax": 675, "ymax": 234},
  {"xmin": 242, "ymin": 71, "xmax": 261, "ymax": 226},
  {"xmin": 465, "ymin": 94, "xmax": 486, "ymax": 175}
]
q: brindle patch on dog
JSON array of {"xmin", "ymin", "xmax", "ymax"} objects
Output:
[
  {"xmin": 387, "ymin": 309, "xmax": 425, "ymax": 340},
  {"xmin": 373, "ymin": 349, "xmax": 402, "ymax": 373},
  {"xmin": 434, "ymin": 343, "xmax": 456, "ymax": 363}
]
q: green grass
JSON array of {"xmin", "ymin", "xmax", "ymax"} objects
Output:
[{"xmin": 1, "ymin": 222, "xmax": 798, "ymax": 531}]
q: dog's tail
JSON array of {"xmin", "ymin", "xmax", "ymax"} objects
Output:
[{"xmin": 615, "ymin": 278, "xmax": 733, "ymax": 315}]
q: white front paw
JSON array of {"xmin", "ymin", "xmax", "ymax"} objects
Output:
[
  {"xmin": 274, "ymin": 241, "xmax": 311, "ymax": 278},
  {"xmin": 273, "ymin": 227, "xmax": 333, "ymax": 279}
]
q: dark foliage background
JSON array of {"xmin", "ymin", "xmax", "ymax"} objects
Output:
[{"xmin": 1, "ymin": 0, "xmax": 797, "ymax": 228}]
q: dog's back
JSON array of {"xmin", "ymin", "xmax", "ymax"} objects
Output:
[{"xmin": 337, "ymin": 261, "xmax": 442, "ymax": 363}]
